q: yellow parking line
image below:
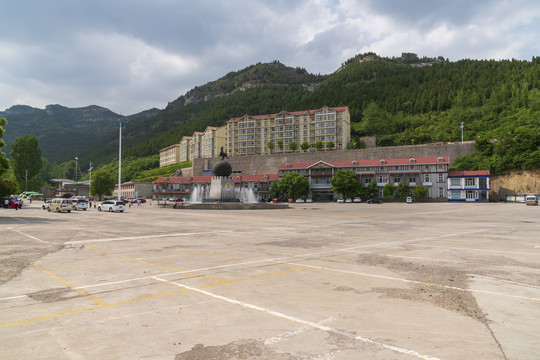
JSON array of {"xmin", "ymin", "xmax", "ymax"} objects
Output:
[
  {"xmin": 31, "ymin": 264, "xmax": 108, "ymax": 306},
  {"xmin": 87, "ymin": 246, "xmax": 226, "ymax": 283}
]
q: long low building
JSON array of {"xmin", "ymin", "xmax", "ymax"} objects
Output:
[
  {"xmin": 278, "ymin": 157, "xmax": 450, "ymax": 201},
  {"xmin": 153, "ymin": 155, "xmax": 489, "ymax": 202}
]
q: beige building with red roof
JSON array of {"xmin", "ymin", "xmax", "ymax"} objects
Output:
[
  {"xmin": 226, "ymin": 106, "xmax": 350, "ymax": 157},
  {"xmin": 159, "ymin": 144, "xmax": 181, "ymax": 167},
  {"xmin": 201, "ymin": 126, "xmax": 227, "ymax": 159}
]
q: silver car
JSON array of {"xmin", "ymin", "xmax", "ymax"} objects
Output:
[{"xmin": 98, "ymin": 200, "xmax": 125, "ymax": 212}]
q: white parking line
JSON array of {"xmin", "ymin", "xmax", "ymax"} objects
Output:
[
  {"xmin": 8, "ymin": 228, "xmax": 50, "ymax": 244},
  {"xmin": 152, "ymin": 276, "xmax": 442, "ymax": 360},
  {"xmin": 65, "ymin": 230, "xmax": 233, "ymax": 245}
]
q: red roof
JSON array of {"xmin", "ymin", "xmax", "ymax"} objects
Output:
[
  {"xmin": 226, "ymin": 106, "xmax": 348, "ymax": 123},
  {"xmin": 159, "ymin": 143, "xmax": 180, "ymax": 152},
  {"xmin": 278, "ymin": 157, "xmax": 450, "ymax": 170},
  {"xmin": 153, "ymin": 174, "xmax": 279, "ymax": 184},
  {"xmin": 448, "ymin": 170, "xmax": 490, "ymax": 177}
]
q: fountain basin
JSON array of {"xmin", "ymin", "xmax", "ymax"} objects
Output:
[{"xmin": 180, "ymin": 202, "xmax": 289, "ymax": 210}]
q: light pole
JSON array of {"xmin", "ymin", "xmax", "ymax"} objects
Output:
[
  {"xmin": 24, "ymin": 170, "xmax": 28, "ymax": 191},
  {"xmin": 460, "ymin": 122, "xmax": 464, "ymax": 144},
  {"xmin": 115, "ymin": 119, "xmax": 127, "ymax": 201},
  {"xmin": 88, "ymin": 162, "xmax": 93, "ymax": 198}
]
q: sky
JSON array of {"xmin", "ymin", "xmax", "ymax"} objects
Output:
[{"xmin": 1, "ymin": 0, "xmax": 539, "ymax": 115}]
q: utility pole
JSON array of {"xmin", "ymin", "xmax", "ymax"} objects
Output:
[
  {"xmin": 24, "ymin": 170, "xmax": 28, "ymax": 191},
  {"xmin": 115, "ymin": 119, "xmax": 127, "ymax": 201},
  {"xmin": 88, "ymin": 162, "xmax": 93, "ymax": 198},
  {"xmin": 460, "ymin": 122, "xmax": 464, "ymax": 144}
]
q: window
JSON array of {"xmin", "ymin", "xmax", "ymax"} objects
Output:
[
  {"xmin": 466, "ymin": 178, "xmax": 476, "ymax": 186},
  {"xmin": 438, "ymin": 173, "xmax": 444, "ymax": 182},
  {"xmin": 423, "ymin": 174, "xmax": 430, "ymax": 182},
  {"xmin": 450, "ymin": 178, "xmax": 460, "ymax": 186},
  {"xmin": 408, "ymin": 177, "xmax": 417, "ymax": 183},
  {"xmin": 438, "ymin": 188, "xmax": 444, "ymax": 198},
  {"xmin": 393, "ymin": 176, "xmax": 401, "ymax": 183},
  {"xmin": 377, "ymin": 175, "xmax": 387, "ymax": 183},
  {"xmin": 451, "ymin": 190, "xmax": 461, "ymax": 199},
  {"xmin": 466, "ymin": 190, "xmax": 476, "ymax": 199}
]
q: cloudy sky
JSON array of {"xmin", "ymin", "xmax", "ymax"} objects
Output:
[{"xmin": 1, "ymin": 0, "xmax": 539, "ymax": 115}]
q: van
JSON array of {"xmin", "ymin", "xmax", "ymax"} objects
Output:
[
  {"xmin": 525, "ymin": 195, "xmax": 538, "ymax": 206},
  {"xmin": 47, "ymin": 198, "xmax": 73, "ymax": 212}
]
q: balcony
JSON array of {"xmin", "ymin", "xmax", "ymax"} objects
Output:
[{"xmin": 310, "ymin": 183, "xmax": 331, "ymax": 189}]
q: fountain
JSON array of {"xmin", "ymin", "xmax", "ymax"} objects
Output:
[{"xmin": 182, "ymin": 151, "xmax": 288, "ymax": 210}]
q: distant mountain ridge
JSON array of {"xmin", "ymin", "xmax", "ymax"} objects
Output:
[
  {"xmin": 1, "ymin": 54, "xmax": 538, "ymax": 175},
  {"xmin": 0, "ymin": 104, "xmax": 159, "ymax": 163}
]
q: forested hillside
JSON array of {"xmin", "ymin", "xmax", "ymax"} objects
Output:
[{"xmin": 3, "ymin": 53, "xmax": 539, "ymax": 181}]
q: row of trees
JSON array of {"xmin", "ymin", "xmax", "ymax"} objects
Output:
[{"xmin": 269, "ymin": 170, "xmax": 428, "ymax": 201}]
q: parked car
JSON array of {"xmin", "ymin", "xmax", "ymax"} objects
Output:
[
  {"xmin": 42, "ymin": 200, "xmax": 52, "ymax": 210},
  {"xmin": 336, "ymin": 198, "xmax": 344, "ymax": 203},
  {"xmin": 288, "ymin": 198, "xmax": 294, "ymax": 203},
  {"xmin": 367, "ymin": 198, "xmax": 383, "ymax": 204},
  {"xmin": 4, "ymin": 197, "xmax": 23, "ymax": 209},
  {"xmin": 305, "ymin": 198, "xmax": 313, "ymax": 203},
  {"xmin": 72, "ymin": 199, "xmax": 89, "ymax": 210},
  {"xmin": 135, "ymin": 197, "xmax": 147, "ymax": 203},
  {"xmin": 345, "ymin": 198, "xmax": 352, "ymax": 203},
  {"xmin": 98, "ymin": 200, "xmax": 126, "ymax": 212},
  {"xmin": 525, "ymin": 195, "xmax": 538, "ymax": 206},
  {"xmin": 353, "ymin": 197, "xmax": 362, "ymax": 203},
  {"xmin": 47, "ymin": 198, "xmax": 73, "ymax": 212},
  {"xmin": 295, "ymin": 198, "xmax": 305, "ymax": 203},
  {"xmin": 406, "ymin": 196, "xmax": 414, "ymax": 203}
]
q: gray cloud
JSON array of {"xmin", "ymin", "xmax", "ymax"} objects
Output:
[{"xmin": 1, "ymin": 0, "xmax": 538, "ymax": 115}]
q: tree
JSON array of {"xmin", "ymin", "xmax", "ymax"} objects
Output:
[
  {"xmin": 90, "ymin": 171, "xmax": 115, "ymax": 200},
  {"xmin": 276, "ymin": 172, "xmax": 309, "ymax": 199},
  {"xmin": 288, "ymin": 141, "xmax": 298, "ymax": 152},
  {"xmin": 326, "ymin": 141, "xmax": 335, "ymax": 150},
  {"xmin": 365, "ymin": 179, "xmax": 379, "ymax": 199},
  {"xmin": 395, "ymin": 181, "xmax": 411, "ymax": 198},
  {"xmin": 300, "ymin": 141, "xmax": 310, "ymax": 151},
  {"xmin": 383, "ymin": 183, "xmax": 395, "ymax": 198},
  {"xmin": 10, "ymin": 135, "xmax": 42, "ymax": 191},
  {"xmin": 330, "ymin": 170, "xmax": 360, "ymax": 198},
  {"xmin": 413, "ymin": 184, "xmax": 429, "ymax": 199},
  {"xmin": 0, "ymin": 180, "xmax": 18, "ymax": 197},
  {"xmin": 0, "ymin": 118, "xmax": 9, "ymax": 178},
  {"xmin": 266, "ymin": 140, "xmax": 275, "ymax": 154},
  {"xmin": 362, "ymin": 102, "xmax": 390, "ymax": 136},
  {"xmin": 276, "ymin": 140, "xmax": 284, "ymax": 152},
  {"xmin": 314, "ymin": 140, "xmax": 324, "ymax": 150}
]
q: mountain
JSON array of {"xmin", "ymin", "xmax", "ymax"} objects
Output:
[
  {"xmin": 0, "ymin": 104, "xmax": 159, "ymax": 163},
  {"xmin": 1, "ymin": 54, "xmax": 539, "ymax": 175}
]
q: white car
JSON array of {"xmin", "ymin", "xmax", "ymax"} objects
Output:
[
  {"xmin": 295, "ymin": 198, "xmax": 305, "ymax": 203},
  {"xmin": 305, "ymin": 198, "xmax": 313, "ymax": 203},
  {"xmin": 98, "ymin": 200, "xmax": 126, "ymax": 212},
  {"xmin": 353, "ymin": 197, "xmax": 362, "ymax": 203},
  {"xmin": 337, "ymin": 198, "xmax": 344, "ymax": 203},
  {"xmin": 345, "ymin": 198, "xmax": 352, "ymax": 203},
  {"xmin": 72, "ymin": 199, "xmax": 88, "ymax": 210}
]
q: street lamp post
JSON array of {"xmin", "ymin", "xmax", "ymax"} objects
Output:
[
  {"xmin": 24, "ymin": 170, "xmax": 28, "ymax": 191},
  {"xmin": 88, "ymin": 162, "xmax": 93, "ymax": 198},
  {"xmin": 460, "ymin": 122, "xmax": 464, "ymax": 144},
  {"xmin": 115, "ymin": 119, "xmax": 127, "ymax": 201}
]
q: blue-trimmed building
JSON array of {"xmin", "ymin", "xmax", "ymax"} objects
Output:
[{"xmin": 447, "ymin": 171, "xmax": 490, "ymax": 202}]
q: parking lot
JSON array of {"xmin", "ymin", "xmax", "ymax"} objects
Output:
[{"xmin": 0, "ymin": 201, "xmax": 539, "ymax": 359}]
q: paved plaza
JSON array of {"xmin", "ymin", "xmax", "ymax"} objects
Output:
[{"xmin": 0, "ymin": 201, "xmax": 538, "ymax": 359}]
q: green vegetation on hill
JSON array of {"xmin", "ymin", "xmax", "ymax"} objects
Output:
[{"xmin": 2, "ymin": 54, "xmax": 539, "ymax": 184}]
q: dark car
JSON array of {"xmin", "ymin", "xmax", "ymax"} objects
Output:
[
  {"xmin": 7, "ymin": 197, "xmax": 23, "ymax": 209},
  {"xmin": 366, "ymin": 198, "xmax": 383, "ymax": 204}
]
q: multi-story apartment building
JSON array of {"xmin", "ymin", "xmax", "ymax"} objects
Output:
[
  {"xmin": 226, "ymin": 106, "xmax": 350, "ymax": 157},
  {"xmin": 159, "ymin": 144, "xmax": 181, "ymax": 167},
  {"xmin": 179, "ymin": 136, "xmax": 191, "ymax": 163},
  {"xmin": 188, "ymin": 132, "xmax": 204, "ymax": 161},
  {"xmin": 201, "ymin": 126, "xmax": 227, "ymax": 158},
  {"xmin": 447, "ymin": 170, "xmax": 490, "ymax": 201},
  {"xmin": 278, "ymin": 156, "xmax": 450, "ymax": 201}
]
